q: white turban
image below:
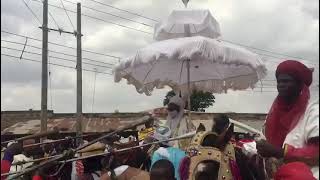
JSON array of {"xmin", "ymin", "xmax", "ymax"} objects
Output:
[
  {"xmin": 153, "ymin": 126, "xmax": 172, "ymax": 145},
  {"xmin": 166, "ymin": 96, "xmax": 186, "ymax": 133},
  {"xmin": 168, "ymin": 95, "xmax": 185, "ymax": 111}
]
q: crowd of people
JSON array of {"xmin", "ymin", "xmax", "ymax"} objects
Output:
[{"xmin": 1, "ymin": 60, "xmax": 319, "ymax": 180}]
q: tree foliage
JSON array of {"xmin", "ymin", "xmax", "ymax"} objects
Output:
[{"xmin": 163, "ymin": 90, "xmax": 215, "ymax": 112}]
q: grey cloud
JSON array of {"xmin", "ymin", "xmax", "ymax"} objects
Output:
[
  {"xmin": 1, "ymin": 0, "xmax": 319, "ymax": 113},
  {"xmin": 301, "ymin": 0, "xmax": 319, "ymax": 19},
  {"xmin": 1, "ymin": 59, "xmax": 41, "ymax": 84}
]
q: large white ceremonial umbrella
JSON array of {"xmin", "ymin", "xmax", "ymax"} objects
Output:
[
  {"xmin": 114, "ymin": 36, "xmax": 267, "ymax": 114},
  {"xmin": 154, "ymin": 9, "xmax": 221, "ymax": 41},
  {"xmin": 114, "ymin": 3, "xmax": 267, "ymax": 119}
]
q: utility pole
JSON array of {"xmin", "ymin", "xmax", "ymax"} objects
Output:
[
  {"xmin": 38, "ymin": 0, "xmax": 80, "ymax": 142},
  {"xmin": 40, "ymin": 0, "xmax": 49, "ymax": 140},
  {"xmin": 76, "ymin": 3, "xmax": 83, "ymax": 145}
]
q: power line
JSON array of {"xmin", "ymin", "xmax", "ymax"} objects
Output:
[
  {"xmin": 61, "ymin": 0, "xmax": 153, "ymax": 27},
  {"xmin": 85, "ymin": 0, "xmax": 159, "ymax": 22},
  {"xmin": 63, "ymin": 2, "xmax": 318, "ymax": 63},
  {"xmin": 48, "ymin": 11, "xmax": 61, "ymax": 30},
  {"xmin": 30, "ymin": 0, "xmax": 152, "ymax": 35},
  {"xmin": 221, "ymin": 40, "xmax": 318, "ymax": 64},
  {"xmin": 4, "ymin": 41, "xmax": 317, "ymax": 85},
  {"xmin": 21, "ymin": 0, "xmax": 42, "ymax": 25},
  {"xmin": 262, "ymin": 58, "xmax": 318, "ymax": 67},
  {"xmin": 1, "ymin": 53, "xmax": 113, "ymax": 75},
  {"xmin": 59, "ymin": 0, "xmax": 75, "ymax": 31},
  {"xmin": 3, "ymin": 30, "xmax": 316, "ymax": 66},
  {"xmin": 30, "ymin": 0, "xmax": 61, "ymax": 29},
  {"xmin": 1, "ymin": 39, "xmax": 116, "ymax": 66},
  {"xmin": 82, "ymin": 5, "xmax": 153, "ymax": 27},
  {"xmin": 1, "ymin": 38, "xmax": 117, "ymax": 67},
  {"xmin": 2, "ymin": 53, "xmax": 318, "ymax": 93},
  {"xmin": 81, "ymin": 13, "xmax": 152, "ymax": 34},
  {"xmin": 1, "ymin": 46, "xmax": 114, "ymax": 69},
  {"xmin": 258, "ymin": 53, "xmax": 317, "ymax": 65},
  {"xmin": 1, "ymin": 30, "xmax": 122, "ymax": 60},
  {"xmin": 79, "ymin": 0, "xmax": 316, "ymax": 65},
  {"xmin": 8, "ymin": 42, "xmax": 317, "ymax": 86},
  {"xmin": 24, "ymin": 0, "xmax": 317, "ymax": 62}
]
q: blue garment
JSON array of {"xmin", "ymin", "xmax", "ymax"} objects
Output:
[
  {"xmin": 151, "ymin": 147, "xmax": 186, "ymax": 180},
  {"xmin": 3, "ymin": 151, "xmax": 13, "ymax": 162}
]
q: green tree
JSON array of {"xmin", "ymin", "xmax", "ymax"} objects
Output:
[{"xmin": 163, "ymin": 90, "xmax": 215, "ymax": 112}]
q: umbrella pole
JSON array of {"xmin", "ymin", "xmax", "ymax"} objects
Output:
[
  {"xmin": 184, "ymin": 24, "xmax": 192, "ymax": 130},
  {"xmin": 187, "ymin": 59, "xmax": 191, "ymax": 129}
]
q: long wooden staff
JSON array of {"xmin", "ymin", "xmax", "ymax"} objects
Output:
[
  {"xmin": 1, "ymin": 129, "xmax": 60, "ymax": 146},
  {"xmin": 3, "ymin": 116, "xmax": 150, "ymax": 179},
  {"xmin": 3, "ymin": 130, "xmax": 196, "ymax": 177},
  {"xmin": 1, "ymin": 133, "xmax": 111, "ymax": 153},
  {"xmin": 62, "ymin": 130, "xmax": 196, "ymax": 163}
]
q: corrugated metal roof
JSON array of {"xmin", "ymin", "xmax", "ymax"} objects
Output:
[
  {"xmin": 1, "ymin": 111, "xmax": 265, "ymax": 135},
  {"xmin": 1, "ymin": 116, "xmax": 146, "ymax": 135}
]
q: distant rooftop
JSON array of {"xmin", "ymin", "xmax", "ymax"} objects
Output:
[{"xmin": 1, "ymin": 110, "xmax": 266, "ymax": 135}]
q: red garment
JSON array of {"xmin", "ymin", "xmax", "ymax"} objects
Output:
[
  {"xmin": 32, "ymin": 175, "xmax": 43, "ymax": 180},
  {"xmin": 229, "ymin": 159, "xmax": 242, "ymax": 180},
  {"xmin": 276, "ymin": 60, "xmax": 313, "ymax": 87},
  {"xmin": 284, "ymin": 143, "xmax": 319, "ymax": 164},
  {"xmin": 274, "ymin": 162, "xmax": 316, "ymax": 180},
  {"xmin": 1, "ymin": 160, "xmax": 11, "ymax": 180},
  {"xmin": 265, "ymin": 60, "xmax": 313, "ymax": 147},
  {"xmin": 76, "ymin": 160, "xmax": 84, "ymax": 175},
  {"xmin": 235, "ymin": 139, "xmax": 254, "ymax": 148}
]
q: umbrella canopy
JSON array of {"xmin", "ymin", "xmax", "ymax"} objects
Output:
[
  {"xmin": 113, "ymin": 36, "xmax": 267, "ymax": 96},
  {"xmin": 154, "ymin": 9, "xmax": 221, "ymax": 41}
]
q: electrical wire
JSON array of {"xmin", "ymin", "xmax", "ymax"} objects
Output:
[
  {"xmin": 222, "ymin": 39, "xmax": 317, "ymax": 63},
  {"xmin": 85, "ymin": 0, "xmax": 159, "ymax": 22},
  {"xmin": 59, "ymin": 0, "xmax": 75, "ymax": 30},
  {"xmin": 30, "ymin": 0, "xmax": 152, "ymax": 35},
  {"xmin": 1, "ymin": 30, "xmax": 121, "ymax": 60},
  {"xmin": 1, "ymin": 53, "xmax": 113, "ymax": 75},
  {"xmin": 60, "ymin": 0, "xmax": 153, "ymax": 27},
  {"xmin": 2, "ymin": 53, "xmax": 318, "ymax": 93},
  {"xmin": 21, "ymin": 0, "xmax": 42, "ymax": 25},
  {"xmin": 30, "ymin": 0, "xmax": 61, "ymax": 29},
  {"xmin": 3, "ymin": 30, "xmax": 317, "ymax": 66},
  {"xmin": 1, "ymin": 46, "xmax": 114, "ymax": 69},
  {"xmin": 1, "ymin": 39, "xmax": 116, "ymax": 66}
]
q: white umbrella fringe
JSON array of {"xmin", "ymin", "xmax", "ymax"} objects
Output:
[
  {"xmin": 113, "ymin": 37, "xmax": 267, "ymax": 96},
  {"xmin": 115, "ymin": 72, "xmax": 264, "ymax": 96}
]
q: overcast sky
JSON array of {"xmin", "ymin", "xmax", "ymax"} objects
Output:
[{"xmin": 1, "ymin": 0, "xmax": 319, "ymax": 113}]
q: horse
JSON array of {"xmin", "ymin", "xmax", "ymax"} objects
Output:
[{"xmin": 182, "ymin": 122, "xmax": 266, "ymax": 180}]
